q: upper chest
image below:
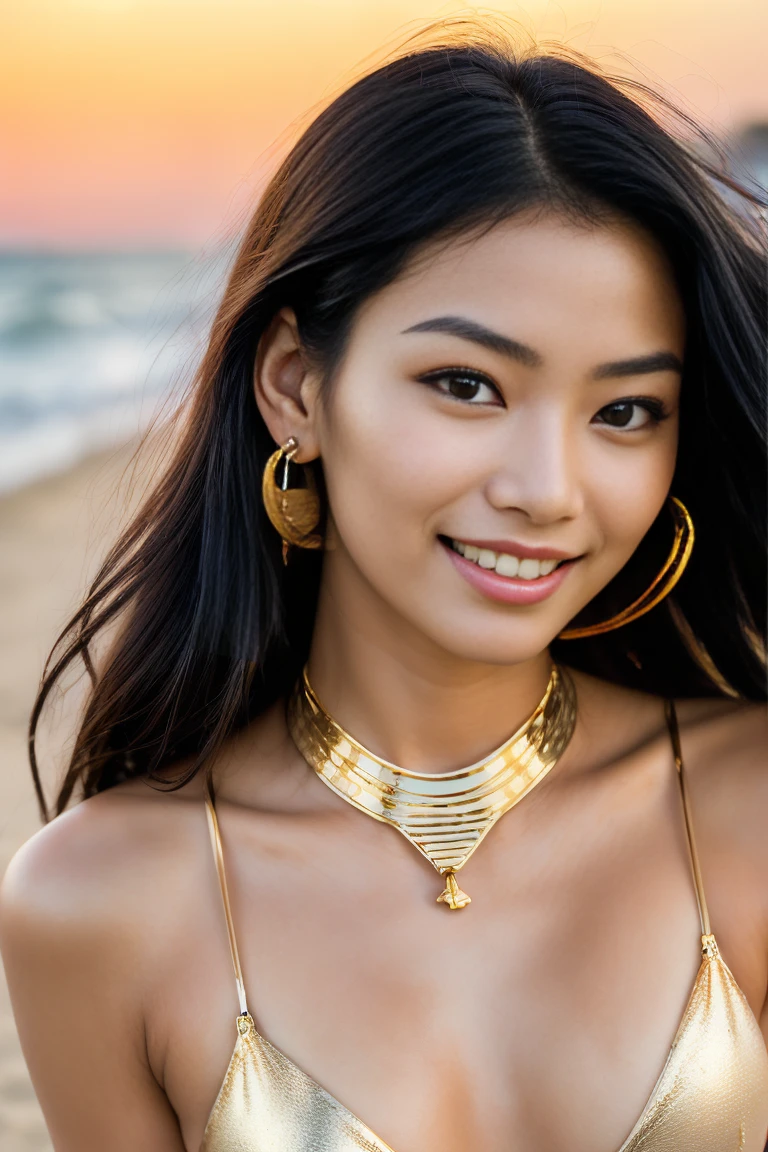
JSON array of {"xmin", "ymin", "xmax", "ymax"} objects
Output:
[{"xmin": 149, "ymin": 751, "xmax": 766, "ymax": 1152}]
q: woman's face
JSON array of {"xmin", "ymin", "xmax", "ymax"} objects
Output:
[{"xmin": 311, "ymin": 209, "xmax": 685, "ymax": 665}]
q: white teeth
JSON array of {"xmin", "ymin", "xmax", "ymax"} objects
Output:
[
  {"xmin": 518, "ymin": 558, "xmax": 540, "ymax": 580},
  {"xmin": 495, "ymin": 554, "xmax": 519, "ymax": 577},
  {"xmin": 450, "ymin": 540, "xmax": 562, "ymax": 580}
]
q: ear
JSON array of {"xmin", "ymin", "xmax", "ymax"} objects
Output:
[{"xmin": 253, "ymin": 307, "xmax": 322, "ymax": 462}]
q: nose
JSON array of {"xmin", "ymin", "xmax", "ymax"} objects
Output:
[{"xmin": 483, "ymin": 406, "xmax": 584, "ymax": 526}]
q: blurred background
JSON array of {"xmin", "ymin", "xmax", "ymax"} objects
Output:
[{"xmin": 1, "ymin": 1, "xmax": 767, "ymax": 1147}]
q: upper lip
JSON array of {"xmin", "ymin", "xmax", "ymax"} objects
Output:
[{"xmin": 444, "ymin": 536, "xmax": 581, "ymax": 561}]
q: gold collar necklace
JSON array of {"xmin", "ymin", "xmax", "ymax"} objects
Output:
[{"xmin": 287, "ymin": 664, "xmax": 577, "ymax": 910}]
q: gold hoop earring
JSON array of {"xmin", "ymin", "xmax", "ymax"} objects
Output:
[
  {"xmin": 559, "ymin": 496, "xmax": 694, "ymax": 640},
  {"xmin": 262, "ymin": 437, "xmax": 323, "ymax": 565}
]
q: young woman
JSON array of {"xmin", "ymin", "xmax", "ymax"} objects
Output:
[{"xmin": 2, "ymin": 25, "xmax": 767, "ymax": 1152}]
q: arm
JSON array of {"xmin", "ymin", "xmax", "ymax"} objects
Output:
[{"xmin": 0, "ymin": 815, "xmax": 187, "ymax": 1151}]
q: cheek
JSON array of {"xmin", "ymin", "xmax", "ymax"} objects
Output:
[
  {"xmin": 584, "ymin": 429, "xmax": 678, "ymax": 568},
  {"xmin": 319, "ymin": 381, "xmax": 477, "ymax": 556}
]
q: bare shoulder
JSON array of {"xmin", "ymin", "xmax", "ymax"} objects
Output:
[
  {"xmin": 568, "ymin": 665, "xmax": 766, "ymax": 780},
  {"xmin": 0, "ymin": 774, "xmax": 208, "ymax": 960},
  {"xmin": 672, "ymin": 694, "xmax": 768, "ymax": 849},
  {"xmin": 0, "ymin": 694, "xmax": 313, "ymax": 953},
  {"xmin": 566, "ymin": 666, "xmax": 768, "ymax": 857},
  {"xmin": 0, "ymin": 779, "xmax": 210, "ymax": 1148},
  {"xmin": 566, "ymin": 668, "xmax": 768, "ymax": 960},
  {"xmin": 674, "ymin": 693, "xmax": 768, "ymax": 788},
  {"xmin": 0, "ymin": 698, "xmax": 297, "ymax": 956}
]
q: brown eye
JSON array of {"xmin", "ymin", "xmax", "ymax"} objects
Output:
[
  {"xmin": 593, "ymin": 398, "xmax": 666, "ymax": 431},
  {"xmin": 448, "ymin": 376, "xmax": 483, "ymax": 400},
  {"xmin": 424, "ymin": 370, "xmax": 501, "ymax": 405},
  {"xmin": 599, "ymin": 402, "xmax": 636, "ymax": 427}
]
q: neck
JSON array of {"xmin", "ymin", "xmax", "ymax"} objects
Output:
[{"xmin": 307, "ymin": 561, "xmax": 553, "ymax": 775}]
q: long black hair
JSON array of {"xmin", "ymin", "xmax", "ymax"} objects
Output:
[{"xmin": 30, "ymin": 21, "xmax": 768, "ymax": 819}]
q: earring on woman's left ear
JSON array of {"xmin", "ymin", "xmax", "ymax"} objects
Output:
[
  {"xmin": 559, "ymin": 496, "xmax": 694, "ymax": 639},
  {"xmin": 262, "ymin": 437, "xmax": 323, "ymax": 564}
]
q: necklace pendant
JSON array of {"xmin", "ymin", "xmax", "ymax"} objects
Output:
[{"xmin": 437, "ymin": 870, "xmax": 471, "ymax": 910}]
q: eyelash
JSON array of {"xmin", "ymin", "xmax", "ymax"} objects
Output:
[
  {"xmin": 418, "ymin": 368, "xmax": 670, "ymax": 428},
  {"xmin": 596, "ymin": 396, "xmax": 669, "ymax": 429},
  {"xmin": 418, "ymin": 368, "xmax": 503, "ymax": 405}
]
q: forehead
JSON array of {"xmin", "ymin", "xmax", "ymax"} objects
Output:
[{"xmin": 353, "ymin": 209, "xmax": 686, "ymax": 360}]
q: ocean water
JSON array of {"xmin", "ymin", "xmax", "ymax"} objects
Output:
[
  {"xmin": 3, "ymin": 141, "xmax": 766, "ymax": 499},
  {"xmin": 0, "ymin": 248, "xmax": 231, "ymax": 493}
]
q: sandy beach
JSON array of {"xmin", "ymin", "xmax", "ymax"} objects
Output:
[{"xmin": 0, "ymin": 443, "xmax": 143, "ymax": 1151}]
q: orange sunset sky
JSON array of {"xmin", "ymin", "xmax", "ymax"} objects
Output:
[{"xmin": 4, "ymin": 0, "xmax": 768, "ymax": 248}]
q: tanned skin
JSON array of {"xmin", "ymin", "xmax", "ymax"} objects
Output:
[{"xmin": 2, "ymin": 211, "xmax": 767, "ymax": 1152}]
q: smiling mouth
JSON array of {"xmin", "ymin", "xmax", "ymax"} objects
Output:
[{"xmin": 444, "ymin": 538, "xmax": 572, "ymax": 581}]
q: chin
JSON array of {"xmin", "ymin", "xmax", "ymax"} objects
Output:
[{"xmin": 415, "ymin": 613, "xmax": 560, "ymax": 666}]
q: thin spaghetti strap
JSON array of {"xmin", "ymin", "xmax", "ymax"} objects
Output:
[
  {"xmin": 664, "ymin": 699, "xmax": 712, "ymax": 940},
  {"xmin": 204, "ymin": 781, "xmax": 250, "ymax": 1017}
]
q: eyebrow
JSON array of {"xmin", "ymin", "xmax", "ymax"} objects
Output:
[
  {"xmin": 401, "ymin": 315, "xmax": 683, "ymax": 379},
  {"xmin": 592, "ymin": 351, "xmax": 683, "ymax": 379},
  {"xmin": 402, "ymin": 315, "xmax": 542, "ymax": 367}
]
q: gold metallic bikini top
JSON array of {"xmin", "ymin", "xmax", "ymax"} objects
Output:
[{"xmin": 200, "ymin": 702, "xmax": 768, "ymax": 1152}]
